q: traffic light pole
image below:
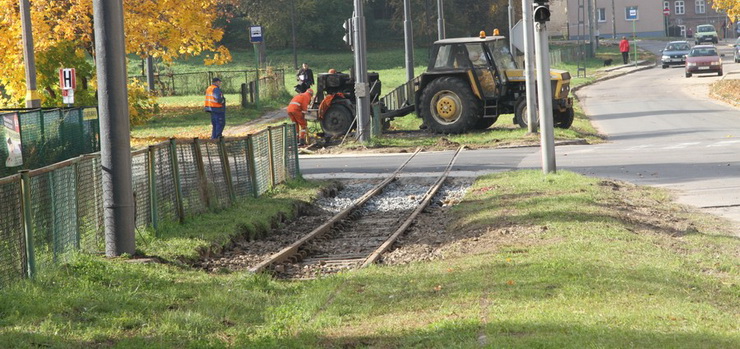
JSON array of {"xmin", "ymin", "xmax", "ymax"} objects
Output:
[
  {"xmin": 534, "ymin": 20, "xmax": 556, "ymax": 174},
  {"xmin": 522, "ymin": 0, "xmax": 538, "ymax": 134},
  {"xmin": 353, "ymin": 0, "xmax": 370, "ymax": 143}
]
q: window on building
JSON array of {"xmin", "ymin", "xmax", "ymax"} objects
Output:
[
  {"xmin": 678, "ymin": 25, "xmax": 686, "ymax": 38},
  {"xmin": 675, "ymin": 1, "xmax": 685, "ymax": 15},
  {"xmin": 695, "ymin": 0, "xmax": 705, "ymax": 14},
  {"xmin": 597, "ymin": 8, "xmax": 606, "ymax": 22},
  {"xmin": 663, "ymin": 1, "xmax": 670, "ymax": 10}
]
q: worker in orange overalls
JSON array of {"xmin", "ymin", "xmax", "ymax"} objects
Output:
[{"xmin": 287, "ymin": 88, "xmax": 313, "ymax": 144}]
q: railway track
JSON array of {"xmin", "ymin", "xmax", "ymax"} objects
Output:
[{"xmin": 249, "ymin": 146, "xmax": 464, "ymax": 279}]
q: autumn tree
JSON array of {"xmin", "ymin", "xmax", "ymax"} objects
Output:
[
  {"xmin": 712, "ymin": 0, "xmax": 740, "ymax": 23},
  {"xmin": 0, "ymin": 0, "xmax": 230, "ymax": 107}
]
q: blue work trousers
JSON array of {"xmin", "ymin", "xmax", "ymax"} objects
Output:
[{"xmin": 210, "ymin": 111, "xmax": 226, "ymax": 139}]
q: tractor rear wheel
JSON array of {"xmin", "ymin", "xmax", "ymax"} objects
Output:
[
  {"xmin": 320, "ymin": 104, "xmax": 354, "ymax": 137},
  {"xmin": 420, "ymin": 77, "xmax": 480, "ymax": 134}
]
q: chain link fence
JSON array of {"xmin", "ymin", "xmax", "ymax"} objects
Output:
[
  {"xmin": 129, "ymin": 69, "xmax": 285, "ymax": 98},
  {"xmin": 0, "ymin": 107, "xmax": 100, "ymax": 178},
  {"xmin": 0, "ymin": 124, "xmax": 299, "ymax": 288}
]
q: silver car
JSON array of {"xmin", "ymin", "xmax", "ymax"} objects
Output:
[
  {"xmin": 734, "ymin": 37, "xmax": 740, "ymax": 63},
  {"xmin": 661, "ymin": 41, "xmax": 691, "ymax": 69}
]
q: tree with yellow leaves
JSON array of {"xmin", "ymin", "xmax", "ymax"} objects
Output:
[
  {"xmin": 0, "ymin": 0, "xmax": 230, "ymax": 107},
  {"xmin": 712, "ymin": 0, "xmax": 739, "ymax": 22}
]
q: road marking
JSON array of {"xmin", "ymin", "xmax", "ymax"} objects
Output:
[
  {"xmin": 707, "ymin": 140, "xmax": 740, "ymax": 147},
  {"xmin": 663, "ymin": 142, "xmax": 701, "ymax": 149},
  {"xmin": 624, "ymin": 144, "xmax": 653, "ymax": 150}
]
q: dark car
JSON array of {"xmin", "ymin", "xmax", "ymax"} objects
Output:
[
  {"xmin": 734, "ymin": 37, "xmax": 740, "ymax": 63},
  {"xmin": 685, "ymin": 45, "xmax": 722, "ymax": 77},
  {"xmin": 661, "ymin": 41, "xmax": 691, "ymax": 68}
]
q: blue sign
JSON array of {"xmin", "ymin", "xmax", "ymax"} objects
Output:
[
  {"xmin": 250, "ymin": 25, "xmax": 263, "ymax": 43},
  {"xmin": 625, "ymin": 6, "xmax": 638, "ymax": 21}
]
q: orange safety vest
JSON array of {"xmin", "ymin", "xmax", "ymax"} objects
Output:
[
  {"xmin": 287, "ymin": 92, "xmax": 312, "ymax": 113},
  {"xmin": 205, "ymin": 84, "xmax": 224, "ymax": 110}
]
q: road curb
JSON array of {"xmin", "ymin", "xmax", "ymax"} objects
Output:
[{"xmin": 571, "ymin": 62, "xmax": 656, "ymax": 100}]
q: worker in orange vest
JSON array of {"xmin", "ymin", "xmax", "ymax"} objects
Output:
[
  {"xmin": 287, "ymin": 89, "xmax": 313, "ymax": 145},
  {"xmin": 204, "ymin": 77, "xmax": 226, "ymax": 139}
]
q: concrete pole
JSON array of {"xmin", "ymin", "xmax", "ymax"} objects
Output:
[
  {"xmin": 291, "ymin": 0, "xmax": 298, "ymax": 70},
  {"xmin": 522, "ymin": 0, "xmax": 538, "ymax": 133},
  {"xmin": 403, "ymin": 0, "xmax": 415, "ymax": 82},
  {"xmin": 437, "ymin": 0, "xmax": 445, "ymax": 40},
  {"xmin": 353, "ymin": 0, "xmax": 370, "ymax": 142},
  {"xmin": 508, "ymin": 0, "xmax": 515, "ymax": 54},
  {"xmin": 588, "ymin": 0, "xmax": 596, "ymax": 56},
  {"xmin": 611, "ymin": 0, "xmax": 616, "ymax": 39},
  {"xmin": 93, "ymin": 0, "xmax": 136, "ymax": 256},
  {"xmin": 19, "ymin": 0, "xmax": 41, "ymax": 108},
  {"xmin": 534, "ymin": 21, "xmax": 556, "ymax": 174}
]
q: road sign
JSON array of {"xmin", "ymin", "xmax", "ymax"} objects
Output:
[
  {"xmin": 249, "ymin": 25, "xmax": 263, "ymax": 43},
  {"xmin": 626, "ymin": 6, "xmax": 638, "ymax": 21},
  {"xmin": 663, "ymin": 8, "xmax": 670, "ymax": 16},
  {"xmin": 58, "ymin": 68, "xmax": 76, "ymax": 90}
]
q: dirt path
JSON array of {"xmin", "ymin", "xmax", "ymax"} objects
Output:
[{"xmin": 222, "ymin": 108, "xmax": 289, "ymax": 137}]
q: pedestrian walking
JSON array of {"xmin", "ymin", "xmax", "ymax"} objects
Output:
[
  {"xmin": 295, "ymin": 63, "xmax": 314, "ymax": 93},
  {"xmin": 204, "ymin": 77, "xmax": 226, "ymax": 139},
  {"xmin": 287, "ymin": 88, "xmax": 313, "ymax": 145},
  {"xmin": 619, "ymin": 36, "xmax": 630, "ymax": 65}
]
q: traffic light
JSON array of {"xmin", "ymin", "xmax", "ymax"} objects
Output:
[
  {"xmin": 533, "ymin": 1, "xmax": 551, "ymax": 23},
  {"xmin": 343, "ymin": 18, "xmax": 354, "ymax": 50}
]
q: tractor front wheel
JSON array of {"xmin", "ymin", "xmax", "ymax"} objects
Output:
[{"xmin": 514, "ymin": 97, "xmax": 538, "ymax": 129}]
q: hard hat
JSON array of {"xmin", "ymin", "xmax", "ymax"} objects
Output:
[{"xmin": 306, "ymin": 88, "xmax": 314, "ymax": 95}]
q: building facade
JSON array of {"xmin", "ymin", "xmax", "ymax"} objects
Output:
[
  {"xmin": 663, "ymin": 0, "xmax": 736, "ymax": 39},
  {"xmin": 561, "ymin": 0, "xmax": 665, "ymax": 39}
]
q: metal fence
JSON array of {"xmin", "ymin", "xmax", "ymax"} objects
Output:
[
  {"xmin": 0, "ymin": 124, "xmax": 300, "ymax": 287},
  {"xmin": 0, "ymin": 107, "xmax": 100, "ymax": 178},
  {"xmin": 129, "ymin": 69, "xmax": 286, "ymax": 97}
]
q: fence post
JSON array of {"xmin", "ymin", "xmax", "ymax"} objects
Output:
[
  {"xmin": 291, "ymin": 124, "xmax": 301, "ymax": 178},
  {"xmin": 147, "ymin": 145, "xmax": 158, "ymax": 232},
  {"xmin": 218, "ymin": 137, "xmax": 236, "ymax": 205},
  {"xmin": 246, "ymin": 135, "xmax": 259, "ymax": 197},
  {"xmin": 169, "ymin": 138, "xmax": 185, "ymax": 223},
  {"xmin": 192, "ymin": 138, "xmax": 211, "ymax": 210},
  {"xmin": 73, "ymin": 158, "xmax": 81, "ymax": 250},
  {"xmin": 266, "ymin": 127, "xmax": 276, "ymax": 188},
  {"xmin": 19, "ymin": 170, "xmax": 36, "ymax": 279},
  {"xmin": 282, "ymin": 124, "xmax": 289, "ymax": 182}
]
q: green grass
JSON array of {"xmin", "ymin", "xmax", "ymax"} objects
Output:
[{"xmin": 0, "ymin": 170, "xmax": 737, "ymax": 348}]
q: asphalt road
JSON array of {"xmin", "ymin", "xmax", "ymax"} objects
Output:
[{"xmin": 301, "ymin": 41, "xmax": 740, "ymax": 224}]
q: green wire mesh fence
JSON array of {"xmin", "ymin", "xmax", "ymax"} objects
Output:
[{"xmin": 0, "ymin": 124, "xmax": 299, "ymax": 288}]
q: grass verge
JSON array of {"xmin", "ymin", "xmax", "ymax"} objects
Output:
[
  {"xmin": 0, "ymin": 171, "xmax": 737, "ymax": 348},
  {"xmin": 710, "ymin": 79, "xmax": 740, "ymax": 107}
]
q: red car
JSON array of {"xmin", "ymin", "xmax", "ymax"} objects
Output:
[{"xmin": 685, "ymin": 45, "xmax": 723, "ymax": 77}]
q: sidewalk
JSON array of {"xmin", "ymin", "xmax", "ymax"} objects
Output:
[{"xmin": 571, "ymin": 59, "xmax": 655, "ymax": 96}]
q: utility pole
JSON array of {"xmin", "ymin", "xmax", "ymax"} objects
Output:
[
  {"xmin": 353, "ymin": 0, "xmax": 370, "ymax": 142},
  {"xmin": 403, "ymin": 0, "xmax": 414, "ymax": 82},
  {"xmin": 587, "ymin": 0, "xmax": 596, "ymax": 56},
  {"xmin": 611, "ymin": 0, "xmax": 616, "ymax": 39},
  {"xmin": 291, "ymin": 0, "xmax": 298, "ymax": 70},
  {"xmin": 508, "ymin": 0, "xmax": 515, "ymax": 54},
  {"xmin": 92, "ymin": 0, "xmax": 136, "ymax": 256},
  {"xmin": 437, "ymin": 0, "xmax": 445, "ymax": 40},
  {"xmin": 523, "ymin": 0, "xmax": 538, "ymax": 133},
  {"xmin": 533, "ymin": 1, "xmax": 556, "ymax": 173},
  {"xmin": 19, "ymin": 0, "xmax": 41, "ymax": 108}
]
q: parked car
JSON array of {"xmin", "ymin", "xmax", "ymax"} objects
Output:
[
  {"xmin": 685, "ymin": 45, "xmax": 722, "ymax": 77},
  {"xmin": 660, "ymin": 41, "xmax": 691, "ymax": 68},
  {"xmin": 695, "ymin": 24, "xmax": 718, "ymax": 45},
  {"xmin": 734, "ymin": 37, "xmax": 740, "ymax": 63}
]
